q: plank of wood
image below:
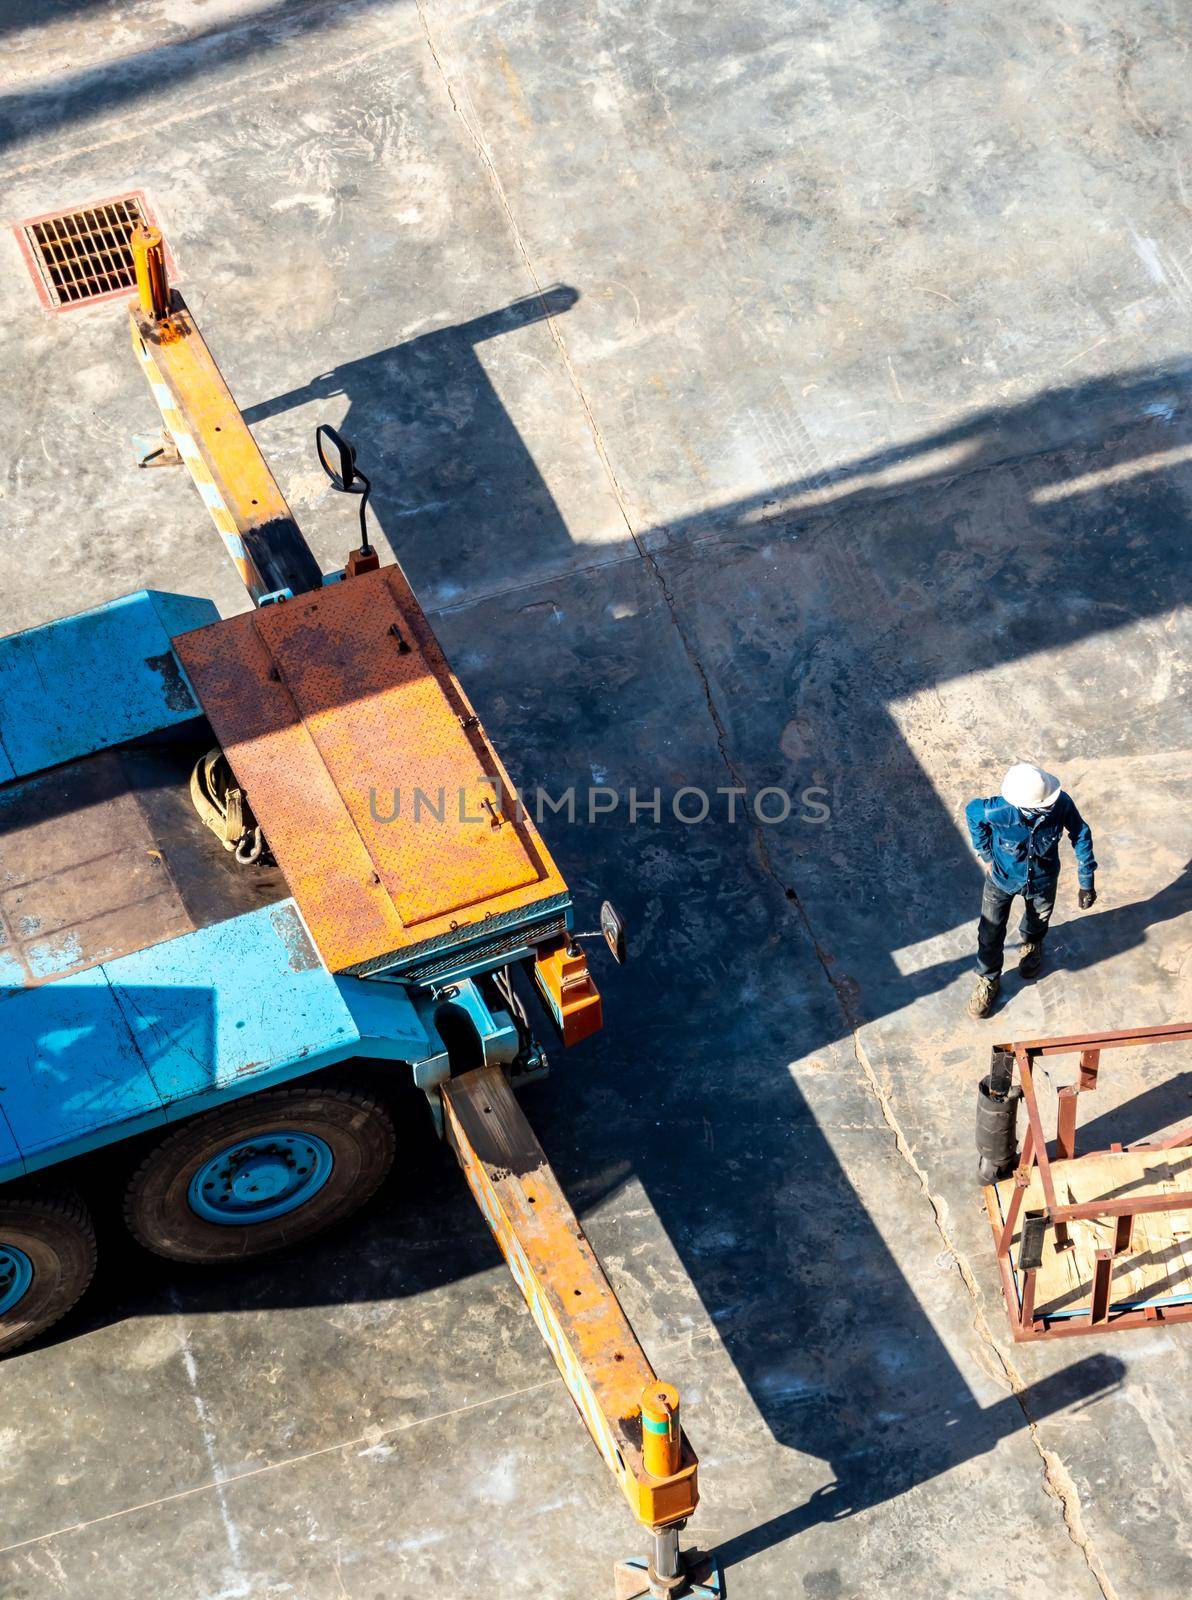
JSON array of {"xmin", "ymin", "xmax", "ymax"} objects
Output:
[{"xmin": 992, "ymin": 1151, "xmax": 1192, "ymax": 1318}]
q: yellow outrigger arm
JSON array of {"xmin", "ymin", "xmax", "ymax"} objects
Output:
[
  {"xmin": 128, "ymin": 224, "xmax": 324, "ymax": 605},
  {"xmin": 443, "ymin": 1069, "xmax": 721, "ymax": 1599}
]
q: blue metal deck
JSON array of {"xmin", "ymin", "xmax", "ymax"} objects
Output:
[
  {"xmin": 0, "ymin": 590, "xmax": 217, "ymax": 780},
  {"xmin": 0, "ymin": 900, "xmax": 441, "ymax": 1183}
]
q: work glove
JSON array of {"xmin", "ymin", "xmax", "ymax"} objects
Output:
[{"xmin": 1078, "ymin": 884, "xmax": 1097, "ymax": 910}]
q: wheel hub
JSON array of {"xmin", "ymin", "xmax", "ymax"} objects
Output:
[
  {"xmin": 188, "ymin": 1132, "xmax": 334, "ymax": 1225},
  {"xmin": 0, "ymin": 1244, "xmax": 34, "ymax": 1315}
]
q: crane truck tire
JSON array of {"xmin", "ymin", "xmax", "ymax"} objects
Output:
[
  {"xmin": 0, "ymin": 1192, "xmax": 97, "ymax": 1356},
  {"xmin": 123, "ymin": 1086, "xmax": 396, "ymax": 1264}
]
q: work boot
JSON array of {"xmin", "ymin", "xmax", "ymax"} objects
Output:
[
  {"xmin": 968, "ymin": 974, "xmax": 1000, "ymax": 1019},
  {"xmin": 1019, "ymin": 943, "xmax": 1043, "ymax": 979}
]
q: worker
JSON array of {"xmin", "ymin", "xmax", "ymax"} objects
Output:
[{"xmin": 965, "ymin": 763, "xmax": 1097, "ymax": 1018}]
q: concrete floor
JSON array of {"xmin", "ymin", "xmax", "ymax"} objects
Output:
[{"xmin": 2, "ymin": 0, "xmax": 1191, "ymax": 1595}]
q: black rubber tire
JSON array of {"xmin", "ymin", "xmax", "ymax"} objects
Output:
[
  {"xmin": 123, "ymin": 1086, "xmax": 396, "ymax": 1264},
  {"xmin": 0, "ymin": 1192, "xmax": 97, "ymax": 1357}
]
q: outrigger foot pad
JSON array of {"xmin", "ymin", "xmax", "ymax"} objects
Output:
[{"xmin": 613, "ymin": 1550, "xmax": 723, "ymax": 1600}]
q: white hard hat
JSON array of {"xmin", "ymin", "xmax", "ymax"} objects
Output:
[{"xmin": 1002, "ymin": 762, "xmax": 1061, "ymax": 810}]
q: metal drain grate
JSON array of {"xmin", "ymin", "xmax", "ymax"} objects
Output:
[{"xmin": 14, "ymin": 193, "xmax": 160, "ymax": 311}]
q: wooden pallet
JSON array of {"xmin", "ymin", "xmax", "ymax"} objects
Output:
[{"xmin": 990, "ymin": 1150, "xmax": 1192, "ymax": 1319}]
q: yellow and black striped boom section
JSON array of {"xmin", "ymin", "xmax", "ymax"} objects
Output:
[{"xmin": 128, "ymin": 225, "xmax": 322, "ymax": 606}]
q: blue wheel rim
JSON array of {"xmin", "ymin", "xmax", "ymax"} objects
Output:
[
  {"xmin": 0, "ymin": 1244, "xmax": 33, "ymax": 1315},
  {"xmin": 188, "ymin": 1131, "xmax": 334, "ymax": 1226}
]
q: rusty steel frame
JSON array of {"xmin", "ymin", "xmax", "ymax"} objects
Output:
[{"xmin": 984, "ymin": 1022, "xmax": 1192, "ymax": 1341}]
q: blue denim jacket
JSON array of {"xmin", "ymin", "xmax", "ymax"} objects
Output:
[{"xmin": 965, "ymin": 792, "xmax": 1096, "ymax": 894}]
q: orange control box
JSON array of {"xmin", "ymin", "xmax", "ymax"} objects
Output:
[{"xmin": 533, "ymin": 941, "xmax": 603, "ymax": 1045}]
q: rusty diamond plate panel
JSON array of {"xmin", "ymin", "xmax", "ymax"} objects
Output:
[{"xmin": 173, "ymin": 565, "xmax": 567, "ymax": 974}]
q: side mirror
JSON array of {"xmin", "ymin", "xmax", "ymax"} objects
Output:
[
  {"xmin": 600, "ymin": 900, "xmax": 628, "ymax": 965},
  {"xmin": 315, "ymin": 422, "xmax": 374, "ymax": 562},
  {"xmin": 315, "ymin": 423, "xmax": 359, "ymax": 492}
]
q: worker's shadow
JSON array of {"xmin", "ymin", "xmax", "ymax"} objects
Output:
[
  {"xmin": 1048, "ymin": 860, "xmax": 1192, "ymax": 976},
  {"xmin": 889, "ymin": 859, "xmax": 1192, "ymax": 1015}
]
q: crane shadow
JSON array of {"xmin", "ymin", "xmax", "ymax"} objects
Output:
[{"xmin": 8, "ymin": 297, "xmax": 1191, "ymax": 1567}]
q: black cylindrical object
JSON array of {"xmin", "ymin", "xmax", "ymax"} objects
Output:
[{"xmin": 976, "ymin": 1074, "xmax": 1021, "ymax": 1184}]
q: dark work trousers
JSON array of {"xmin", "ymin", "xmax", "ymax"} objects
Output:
[{"xmin": 976, "ymin": 876, "xmax": 1057, "ymax": 978}]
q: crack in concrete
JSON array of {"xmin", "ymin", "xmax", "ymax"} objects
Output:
[
  {"xmin": 0, "ymin": 1317, "xmax": 724, "ymax": 1559},
  {"xmin": 840, "ymin": 1027, "xmax": 1120, "ymax": 1600},
  {"xmin": 684, "ymin": 627, "xmax": 1122, "ymax": 1597},
  {"xmin": 414, "ymin": 10, "xmax": 1119, "ymax": 1594},
  {"xmin": 650, "ymin": 557, "xmax": 1121, "ymax": 1597},
  {"xmin": 0, "ymin": 1372, "xmax": 561, "ymax": 1558}
]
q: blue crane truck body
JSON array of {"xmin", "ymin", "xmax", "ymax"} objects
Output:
[
  {"xmin": 0, "ymin": 225, "xmax": 717, "ymax": 1600},
  {"xmin": 0, "ymin": 588, "xmax": 561, "ymax": 1193},
  {"xmin": 0, "ymin": 579, "xmax": 596, "ymax": 1345}
]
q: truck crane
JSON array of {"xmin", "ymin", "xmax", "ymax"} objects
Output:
[{"xmin": 0, "ymin": 225, "xmax": 720, "ymax": 1600}]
